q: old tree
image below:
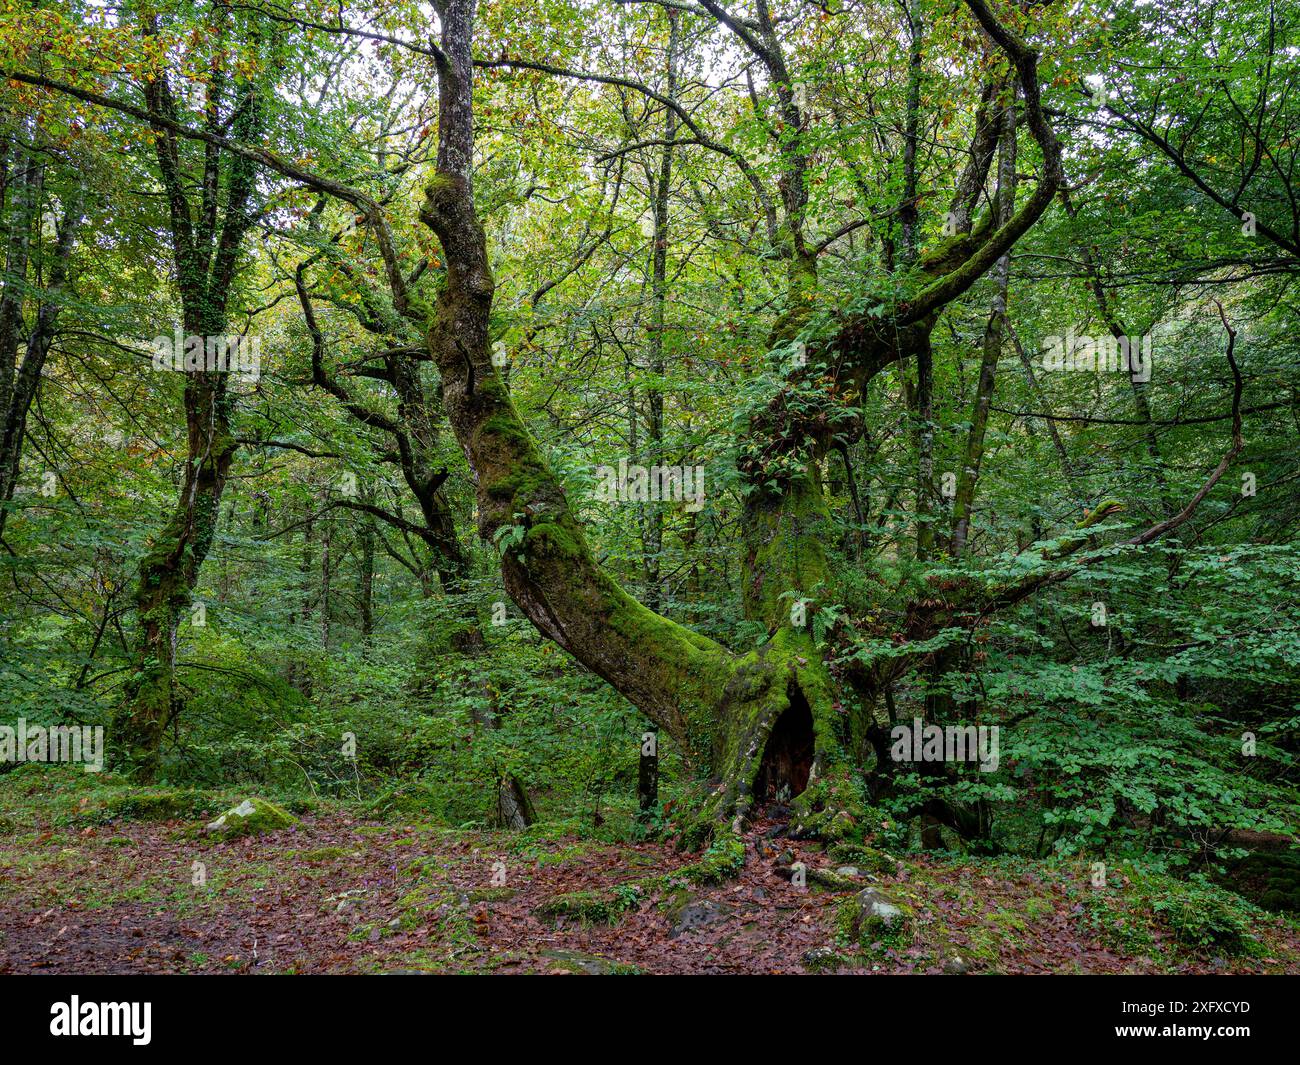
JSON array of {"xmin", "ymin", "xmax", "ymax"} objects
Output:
[{"xmin": 4, "ymin": 0, "xmax": 1289, "ymax": 857}]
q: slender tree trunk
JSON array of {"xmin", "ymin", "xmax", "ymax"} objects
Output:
[
  {"xmin": 639, "ymin": 10, "xmax": 680, "ymax": 612},
  {"xmin": 320, "ymin": 515, "xmax": 332, "ymax": 650},
  {"xmin": 114, "ymin": 55, "xmax": 260, "ymax": 778},
  {"xmin": 950, "ymin": 93, "xmax": 1017, "ymax": 556},
  {"xmin": 1060, "ymin": 188, "xmax": 1175, "ymax": 518},
  {"xmin": 0, "ymin": 161, "xmax": 82, "ymax": 543},
  {"xmin": 638, "ymin": 724, "xmax": 660, "ymax": 821},
  {"xmin": 357, "ymin": 493, "xmax": 376, "ymax": 642}
]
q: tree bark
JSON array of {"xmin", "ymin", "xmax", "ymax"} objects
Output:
[
  {"xmin": 0, "ymin": 147, "xmax": 82, "ymax": 543},
  {"xmin": 114, "ymin": 46, "xmax": 261, "ymax": 779},
  {"xmin": 409, "ymin": 0, "xmax": 1086, "ymax": 843}
]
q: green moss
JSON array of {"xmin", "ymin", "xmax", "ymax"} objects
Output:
[
  {"xmin": 467, "ymin": 886, "xmax": 517, "ymax": 903},
  {"xmin": 203, "ymin": 797, "xmax": 298, "ymax": 839},
  {"xmin": 1072, "ymin": 863, "xmax": 1262, "ymax": 958},
  {"xmin": 807, "ymin": 867, "xmax": 864, "ymax": 891},
  {"xmin": 396, "ymin": 885, "xmax": 451, "ymax": 930},
  {"xmin": 298, "ymin": 846, "xmax": 354, "ymax": 863},
  {"xmin": 802, "ymin": 946, "xmax": 848, "ymax": 972},
  {"xmin": 423, "ymin": 173, "xmax": 459, "ymax": 198},
  {"xmin": 740, "ymin": 472, "xmax": 832, "ymax": 625},
  {"xmin": 836, "ymin": 887, "xmax": 915, "ymax": 950},
  {"xmin": 478, "ymin": 413, "xmax": 535, "ymax": 454},
  {"xmin": 91, "ymin": 788, "xmax": 225, "ymax": 824},
  {"xmin": 523, "ymin": 519, "xmax": 584, "ymax": 563},
  {"xmin": 534, "ymin": 887, "xmax": 635, "ymax": 925},
  {"xmin": 787, "ymin": 771, "xmax": 867, "ymax": 841},
  {"xmin": 1229, "ymin": 852, "xmax": 1300, "ymax": 913},
  {"xmin": 518, "ymin": 840, "xmax": 599, "ymax": 867},
  {"xmin": 674, "ymin": 831, "xmax": 746, "ymax": 886}
]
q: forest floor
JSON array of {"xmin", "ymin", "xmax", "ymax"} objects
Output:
[{"xmin": 2, "ymin": 769, "xmax": 1299, "ymax": 975}]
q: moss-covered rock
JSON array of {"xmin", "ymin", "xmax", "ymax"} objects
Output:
[
  {"xmin": 667, "ymin": 895, "xmax": 730, "ymax": 937},
  {"xmin": 802, "ymin": 946, "xmax": 847, "ymax": 972},
  {"xmin": 467, "ymin": 886, "xmax": 517, "ymax": 903},
  {"xmin": 806, "ymin": 866, "xmax": 865, "ymax": 891},
  {"xmin": 203, "ymin": 798, "xmax": 297, "ymax": 839},
  {"xmin": 1075, "ymin": 864, "xmax": 1261, "ymax": 958},
  {"xmin": 1229, "ymin": 851, "xmax": 1300, "ymax": 914},
  {"xmin": 837, "ymin": 887, "xmax": 914, "ymax": 949},
  {"xmin": 534, "ymin": 888, "xmax": 632, "ymax": 925},
  {"xmin": 827, "ymin": 842, "xmax": 900, "ymax": 877},
  {"xmin": 541, "ymin": 950, "xmax": 641, "ymax": 975}
]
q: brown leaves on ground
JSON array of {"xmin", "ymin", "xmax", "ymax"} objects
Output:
[{"xmin": 1, "ymin": 812, "xmax": 1297, "ymax": 975}]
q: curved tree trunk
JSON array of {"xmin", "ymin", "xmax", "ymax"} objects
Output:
[{"xmin": 411, "ymin": 0, "xmax": 1078, "ymax": 845}]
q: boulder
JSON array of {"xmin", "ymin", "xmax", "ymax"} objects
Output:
[
  {"xmin": 838, "ymin": 886, "xmax": 913, "ymax": 947},
  {"xmin": 204, "ymin": 797, "xmax": 297, "ymax": 838}
]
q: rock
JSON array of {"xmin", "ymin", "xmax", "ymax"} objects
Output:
[
  {"xmin": 204, "ymin": 797, "xmax": 297, "ymax": 838},
  {"xmin": 326, "ymin": 888, "xmax": 367, "ymax": 921},
  {"xmin": 807, "ymin": 866, "xmax": 863, "ymax": 890},
  {"xmin": 827, "ymin": 842, "xmax": 900, "ymax": 877},
  {"xmin": 839, "ymin": 887, "xmax": 914, "ymax": 947},
  {"xmin": 540, "ymin": 950, "xmax": 639, "ymax": 975},
  {"xmin": 669, "ymin": 896, "xmax": 730, "ymax": 937},
  {"xmin": 533, "ymin": 888, "xmax": 626, "ymax": 924},
  {"xmin": 942, "ymin": 954, "xmax": 969, "ymax": 975},
  {"xmin": 802, "ymin": 946, "xmax": 844, "ymax": 973},
  {"xmin": 858, "ymin": 888, "xmax": 906, "ymax": 927}
]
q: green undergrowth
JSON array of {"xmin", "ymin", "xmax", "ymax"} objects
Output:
[
  {"xmin": 1068, "ymin": 862, "xmax": 1268, "ymax": 960},
  {"xmin": 0, "ymin": 764, "xmax": 325, "ymax": 832}
]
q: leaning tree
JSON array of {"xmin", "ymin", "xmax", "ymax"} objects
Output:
[{"xmin": 415, "ymin": 0, "xmax": 1242, "ymax": 841}]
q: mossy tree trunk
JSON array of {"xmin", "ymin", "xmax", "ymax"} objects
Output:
[
  {"xmin": 415, "ymin": 0, "xmax": 1231, "ymax": 849},
  {"xmin": 114, "ymin": 37, "xmax": 261, "ymax": 780},
  {"xmin": 411, "ymin": 0, "xmax": 1078, "ymax": 842}
]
